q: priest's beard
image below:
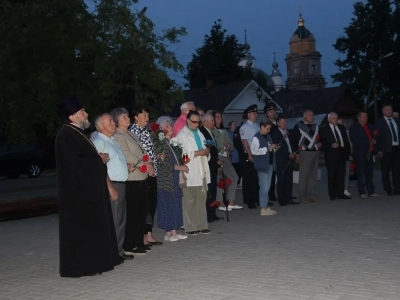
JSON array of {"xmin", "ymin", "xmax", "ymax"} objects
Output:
[{"xmin": 75, "ymin": 115, "xmax": 90, "ymax": 129}]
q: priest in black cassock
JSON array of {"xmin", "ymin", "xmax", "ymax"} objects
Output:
[{"xmin": 56, "ymin": 96, "xmax": 120, "ymax": 277}]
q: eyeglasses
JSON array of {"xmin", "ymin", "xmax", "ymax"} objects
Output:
[{"xmin": 189, "ymin": 119, "xmax": 201, "ymax": 124}]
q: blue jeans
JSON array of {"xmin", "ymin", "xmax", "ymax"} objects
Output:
[{"xmin": 257, "ymin": 167, "xmax": 273, "ymax": 208}]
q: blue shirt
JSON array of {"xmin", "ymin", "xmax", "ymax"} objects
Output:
[{"xmin": 92, "ymin": 132, "xmax": 129, "ymax": 182}]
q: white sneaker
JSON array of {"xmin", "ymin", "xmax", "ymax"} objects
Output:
[
  {"xmin": 175, "ymin": 234, "xmax": 188, "ymax": 240},
  {"xmin": 344, "ymin": 190, "xmax": 351, "ymax": 196},
  {"xmin": 218, "ymin": 206, "xmax": 232, "ymax": 211},
  {"xmin": 360, "ymin": 194, "xmax": 368, "ymax": 199},
  {"xmin": 369, "ymin": 193, "xmax": 381, "ymax": 198},
  {"xmin": 260, "ymin": 208, "xmax": 277, "ymax": 216},
  {"xmin": 228, "ymin": 205, "xmax": 243, "ymax": 210},
  {"xmin": 164, "ymin": 235, "xmax": 179, "ymax": 242}
]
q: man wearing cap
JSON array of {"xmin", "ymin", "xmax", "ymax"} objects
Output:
[
  {"xmin": 264, "ymin": 102, "xmax": 278, "ymax": 202},
  {"xmin": 56, "ymin": 96, "xmax": 120, "ymax": 277},
  {"xmin": 240, "ymin": 104, "xmax": 260, "ymax": 208}
]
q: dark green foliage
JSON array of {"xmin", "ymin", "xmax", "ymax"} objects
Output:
[
  {"xmin": 332, "ymin": 0, "xmax": 400, "ymax": 115},
  {"xmin": 0, "ymin": 0, "xmax": 187, "ymax": 142}
]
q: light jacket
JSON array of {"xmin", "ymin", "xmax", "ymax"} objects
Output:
[{"xmin": 176, "ymin": 126, "xmax": 211, "ymax": 187}]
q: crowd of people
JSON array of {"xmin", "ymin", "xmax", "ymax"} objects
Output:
[{"xmin": 55, "ymin": 95, "xmax": 400, "ymax": 277}]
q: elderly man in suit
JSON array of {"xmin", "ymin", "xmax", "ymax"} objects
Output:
[
  {"xmin": 376, "ymin": 104, "xmax": 400, "ymax": 196},
  {"xmin": 349, "ymin": 111, "xmax": 380, "ymax": 199},
  {"xmin": 199, "ymin": 113, "xmax": 223, "ymax": 222},
  {"xmin": 320, "ymin": 112, "xmax": 351, "ymax": 201},
  {"xmin": 270, "ymin": 116, "xmax": 299, "ymax": 206}
]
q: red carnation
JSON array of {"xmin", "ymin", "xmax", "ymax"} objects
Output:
[
  {"xmin": 373, "ymin": 129, "xmax": 379, "ymax": 136},
  {"xmin": 142, "ymin": 154, "xmax": 150, "ymax": 162},
  {"xmin": 225, "ymin": 178, "xmax": 233, "ymax": 186},
  {"xmin": 217, "ymin": 179, "xmax": 225, "ymax": 189},
  {"xmin": 139, "ymin": 165, "xmax": 148, "ymax": 173},
  {"xmin": 209, "ymin": 201, "xmax": 219, "ymax": 207},
  {"xmin": 349, "ymin": 163, "xmax": 356, "ymax": 171},
  {"xmin": 151, "ymin": 123, "xmax": 159, "ymax": 132},
  {"xmin": 298, "ymin": 145, "xmax": 303, "ymax": 151},
  {"xmin": 315, "ymin": 134, "xmax": 320, "ymax": 141}
]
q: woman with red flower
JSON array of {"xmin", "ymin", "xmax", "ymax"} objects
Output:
[
  {"xmin": 111, "ymin": 107, "xmax": 154, "ymax": 256},
  {"xmin": 155, "ymin": 116, "xmax": 189, "ymax": 241},
  {"xmin": 129, "ymin": 105, "xmax": 163, "ymax": 247},
  {"xmin": 349, "ymin": 111, "xmax": 380, "ymax": 198}
]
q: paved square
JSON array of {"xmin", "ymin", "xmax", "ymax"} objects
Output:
[{"xmin": 1, "ymin": 171, "xmax": 400, "ymax": 300}]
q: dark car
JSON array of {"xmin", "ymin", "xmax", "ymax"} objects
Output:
[{"xmin": 0, "ymin": 143, "xmax": 46, "ymax": 179}]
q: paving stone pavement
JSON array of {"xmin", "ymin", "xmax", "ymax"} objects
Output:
[{"xmin": 1, "ymin": 171, "xmax": 400, "ymax": 300}]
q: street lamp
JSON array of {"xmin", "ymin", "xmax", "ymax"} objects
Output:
[{"xmin": 365, "ymin": 52, "xmax": 393, "ymax": 121}]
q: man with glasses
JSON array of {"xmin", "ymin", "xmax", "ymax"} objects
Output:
[
  {"xmin": 176, "ymin": 111, "xmax": 211, "ymax": 235},
  {"xmin": 240, "ymin": 104, "xmax": 260, "ymax": 209}
]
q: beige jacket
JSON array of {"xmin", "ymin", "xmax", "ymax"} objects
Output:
[{"xmin": 113, "ymin": 128, "xmax": 148, "ymax": 181}]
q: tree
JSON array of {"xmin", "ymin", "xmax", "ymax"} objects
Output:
[
  {"xmin": 0, "ymin": 0, "xmax": 187, "ymax": 142},
  {"xmin": 331, "ymin": 0, "xmax": 400, "ymax": 117},
  {"xmin": 185, "ymin": 20, "xmax": 247, "ymax": 89}
]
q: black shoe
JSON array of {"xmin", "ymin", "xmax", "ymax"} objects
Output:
[
  {"xmin": 186, "ymin": 231, "xmax": 199, "ymax": 235},
  {"xmin": 247, "ymin": 204, "xmax": 257, "ymax": 209},
  {"xmin": 130, "ymin": 247, "xmax": 147, "ymax": 255},
  {"xmin": 291, "ymin": 196, "xmax": 297, "ymax": 199},
  {"xmin": 288, "ymin": 200, "xmax": 299, "ymax": 205},
  {"xmin": 279, "ymin": 202, "xmax": 287, "ymax": 206},
  {"xmin": 338, "ymin": 195, "xmax": 351, "ymax": 199},
  {"xmin": 121, "ymin": 254, "xmax": 134, "ymax": 261},
  {"xmin": 147, "ymin": 241, "xmax": 163, "ymax": 246},
  {"xmin": 268, "ymin": 202, "xmax": 274, "ymax": 206},
  {"xmin": 199, "ymin": 229, "xmax": 211, "ymax": 234},
  {"xmin": 211, "ymin": 217, "xmax": 224, "ymax": 221},
  {"xmin": 330, "ymin": 197, "xmax": 337, "ymax": 201},
  {"xmin": 208, "ymin": 218, "xmax": 216, "ymax": 223}
]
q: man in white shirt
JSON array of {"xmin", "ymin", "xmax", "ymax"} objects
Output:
[
  {"xmin": 319, "ymin": 112, "xmax": 351, "ymax": 201},
  {"xmin": 240, "ymin": 104, "xmax": 260, "ymax": 208},
  {"xmin": 376, "ymin": 104, "xmax": 400, "ymax": 195},
  {"xmin": 92, "ymin": 113, "xmax": 133, "ymax": 262}
]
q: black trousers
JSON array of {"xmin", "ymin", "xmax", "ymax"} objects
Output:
[
  {"xmin": 145, "ymin": 176, "xmax": 157, "ymax": 233},
  {"xmin": 124, "ymin": 179, "xmax": 148, "ymax": 250},
  {"xmin": 241, "ymin": 160, "xmax": 259, "ymax": 206},
  {"xmin": 381, "ymin": 147, "xmax": 400, "ymax": 193},
  {"xmin": 325, "ymin": 151, "xmax": 346, "ymax": 198},
  {"xmin": 276, "ymin": 156, "xmax": 293, "ymax": 205},
  {"xmin": 206, "ymin": 167, "xmax": 218, "ymax": 219}
]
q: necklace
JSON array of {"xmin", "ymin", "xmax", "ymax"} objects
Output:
[{"xmin": 63, "ymin": 123, "xmax": 97, "ymax": 150}]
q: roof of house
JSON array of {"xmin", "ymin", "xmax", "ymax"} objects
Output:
[
  {"xmin": 170, "ymin": 80, "xmax": 253, "ymax": 117},
  {"xmin": 275, "ymin": 85, "xmax": 361, "ymax": 118}
]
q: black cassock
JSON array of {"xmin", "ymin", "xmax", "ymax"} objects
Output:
[{"xmin": 56, "ymin": 124, "xmax": 120, "ymax": 277}]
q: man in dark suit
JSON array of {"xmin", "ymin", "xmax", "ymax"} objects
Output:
[
  {"xmin": 264, "ymin": 102, "xmax": 278, "ymax": 202},
  {"xmin": 270, "ymin": 116, "xmax": 299, "ymax": 206},
  {"xmin": 349, "ymin": 111, "xmax": 380, "ymax": 198},
  {"xmin": 320, "ymin": 112, "xmax": 351, "ymax": 201},
  {"xmin": 200, "ymin": 113, "xmax": 223, "ymax": 222},
  {"xmin": 375, "ymin": 104, "xmax": 400, "ymax": 195}
]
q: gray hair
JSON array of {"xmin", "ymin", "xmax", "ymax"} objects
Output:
[
  {"xmin": 110, "ymin": 107, "xmax": 129, "ymax": 126},
  {"xmin": 202, "ymin": 112, "xmax": 214, "ymax": 122},
  {"xmin": 180, "ymin": 101, "xmax": 194, "ymax": 112},
  {"xmin": 327, "ymin": 112, "xmax": 338, "ymax": 120},
  {"xmin": 94, "ymin": 113, "xmax": 110, "ymax": 130},
  {"xmin": 156, "ymin": 116, "xmax": 173, "ymax": 129}
]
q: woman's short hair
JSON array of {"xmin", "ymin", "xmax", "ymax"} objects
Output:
[
  {"xmin": 260, "ymin": 119, "xmax": 273, "ymax": 128},
  {"xmin": 132, "ymin": 104, "xmax": 149, "ymax": 118},
  {"xmin": 187, "ymin": 110, "xmax": 200, "ymax": 120},
  {"xmin": 156, "ymin": 116, "xmax": 173, "ymax": 129},
  {"xmin": 109, "ymin": 107, "xmax": 129, "ymax": 126}
]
